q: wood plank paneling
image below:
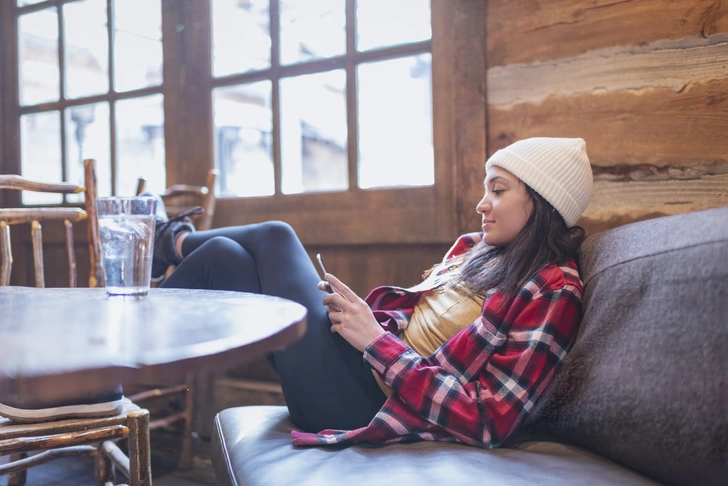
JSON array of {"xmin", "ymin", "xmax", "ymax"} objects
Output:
[
  {"xmin": 487, "ymin": 0, "xmax": 728, "ymax": 67},
  {"xmin": 487, "ymin": 78, "xmax": 728, "ymax": 167},
  {"xmin": 486, "ymin": 0, "xmax": 728, "ymax": 232},
  {"xmin": 213, "ymin": 186, "xmax": 451, "ymax": 245},
  {"xmin": 488, "ymin": 36, "xmax": 728, "ymax": 107},
  {"xmin": 581, "ymin": 174, "xmax": 728, "ymax": 235},
  {"xmin": 305, "ymin": 243, "xmax": 451, "ymax": 297}
]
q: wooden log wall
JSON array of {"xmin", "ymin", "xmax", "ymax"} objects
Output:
[{"xmin": 486, "ymin": 0, "xmax": 728, "ymax": 234}]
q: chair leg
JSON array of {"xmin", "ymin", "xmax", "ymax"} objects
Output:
[
  {"xmin": 179, "ymin": 372, "xmax": 195, "ymax": 470},
  {"xmin": 7, "ymin": 453, "xmax": 27, "ymax": 486},
  {"xmin": 94, "ymin": 447, "xmax": 114, "ymax": 486},
  {"xmin": 127, "ymin": 409, "xmax": 152, "ymax": 486}
]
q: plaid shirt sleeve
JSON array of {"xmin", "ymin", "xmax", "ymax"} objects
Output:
[{"xmin": 363, "ymin": 264, "xmax": 583, "ymax": 448}]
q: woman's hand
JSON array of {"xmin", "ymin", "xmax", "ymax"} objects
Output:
[{"xmin": 319, "ymin": 273, "xmax": 385, "ymax": 352}]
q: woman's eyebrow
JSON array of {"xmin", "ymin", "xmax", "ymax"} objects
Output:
[{"xmin": 485, "ymin": 175, "xmax": 509, "ymax": 186}]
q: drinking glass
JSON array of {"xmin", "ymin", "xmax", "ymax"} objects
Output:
[{"xmin": 97, "ymin": 196, "xmax": 156, "ymax": 297}]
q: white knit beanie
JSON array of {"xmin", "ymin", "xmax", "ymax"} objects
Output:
[{"xmin": 485, "ymin": 137, "xmax": 593, "ymax": 227}]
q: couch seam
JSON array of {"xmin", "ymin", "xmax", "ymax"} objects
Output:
[{"xmin": 216, "ymin": 414, "xmax": 239, "ymax": 486}]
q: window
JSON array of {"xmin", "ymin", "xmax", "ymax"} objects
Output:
[
  {"xmin": 210, "ymin": 0, "xmax": 433, "ymax": 198},
  {"xmin": 9, "ymin": 0, "xmax": 165, "ymax": 204},
  {"xmin": 2, "ymin": 0, "xmax": 462, "ymax": 245}
]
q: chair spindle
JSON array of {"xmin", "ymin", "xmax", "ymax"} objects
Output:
[
  {"xmin": 0, "ymin": 222, "xmax": 11, "ymax": 286},
  {"xmin": 30, "ymin": 220, "xmax": 44, "ymax": 288},
  {"xmin": 64, "ymin": 219, "xmax": 77, "ymax": 288}
]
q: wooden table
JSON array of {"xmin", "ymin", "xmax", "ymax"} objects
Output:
[{"xmin": 0, "ymin": 287, "xmax": 307, "ymax": 404}]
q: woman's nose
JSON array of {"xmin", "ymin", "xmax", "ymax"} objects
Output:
[{"xmin": 476, "ymin": 196, "xmax": 490, "ymax": 214}]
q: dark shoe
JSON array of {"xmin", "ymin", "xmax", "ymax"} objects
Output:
[
  {"xmin": 0, "ymin": 385, "xmax": 124, "ymax": 423},
  {"xmin": 151, "ymin": 205, "xmax": 204, "ymax": 279}
]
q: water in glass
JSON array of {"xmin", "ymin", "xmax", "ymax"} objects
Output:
[{"xmin": 99, "ymin": 214, "xmax": 154, "ymax": 296}]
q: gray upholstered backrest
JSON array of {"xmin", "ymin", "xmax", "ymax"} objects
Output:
[{"xmin": 518, "ymin": 207, "xmax": 728, "ymax": 486}]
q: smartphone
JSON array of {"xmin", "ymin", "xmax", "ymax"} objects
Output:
[{"xmin": 316, "ymin": 253, "xmax": 336, "ymax": 294}]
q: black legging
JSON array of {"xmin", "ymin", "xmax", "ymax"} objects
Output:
[{"xmin": 159, "ymin": 221, "xmax": 386, "ymax": 432}]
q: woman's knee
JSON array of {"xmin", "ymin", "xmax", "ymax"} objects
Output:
[
  {"xmin": 194, "ymin": 236, "xmax": 252, "ymax": 265},
  {"xmin": 255, "ymin": 221, "xmax": 298, "ymax": 243},
  {"xmin": 198, "ymin": 235, "xmax": 238, "ymax": 252}
]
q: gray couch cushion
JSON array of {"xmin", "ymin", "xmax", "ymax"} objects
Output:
[
  {"xmin": 519, "ymin": 206, "xmax": 728, "ymax": 486},
  {"xmin": 212, "ymin": 405, "xmax": 659, "ymax": 486}
]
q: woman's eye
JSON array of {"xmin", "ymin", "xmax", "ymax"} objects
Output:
[{"xmin": 493, "ymin": 189, "xmax": 504, "ymax": 195}]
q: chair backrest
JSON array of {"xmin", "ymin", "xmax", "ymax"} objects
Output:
[
  {"xmin": 0, "ymin": 159, "xmax": 103, "ymax": 288},
  {"xmin": 136, "ymin": 169, "xmax": 219, "ymax": 231}
]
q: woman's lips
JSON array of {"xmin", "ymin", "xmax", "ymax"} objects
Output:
[{"xmin": 482, "ymin": 220, "xmax": 494, "ymax": 231}]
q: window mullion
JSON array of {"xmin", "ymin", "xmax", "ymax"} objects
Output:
[
  {"xmin": 108, "ymin": 0, "xmax": 117, "ymax": 195},
  {"xmin": 270, "ymin": 0, "xmax": 282, "ymax": 196},
  {"xmin": 57, "ymin": 0, "xmax": 68, "ymax": 195},
  {"xmin": 108, "ymin": 0, "xmax": 115, "ymax": 92},
  {"xmin": 345, "ymin": 0, "xmax": 358, "ymax": 192}
]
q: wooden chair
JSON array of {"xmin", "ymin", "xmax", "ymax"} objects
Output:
[
  {"xmin": 0, "ymin": 159, "xmax": 152, "ymax": 486},
  {"xmin": 126, "ymin": 169, "xmax": 218, "ymax": 470},
  {"xmin": 136, "ymin": 169, "xmax": 218, "ymax": 231},
  {"xmin": 0, "ymin": 160, "xmax": 103, "ymax": 288}
]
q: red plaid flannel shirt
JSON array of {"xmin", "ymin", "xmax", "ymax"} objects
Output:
[{"xmin": 292, "ymin": 233, "xmax": 584, "ymax": 448}]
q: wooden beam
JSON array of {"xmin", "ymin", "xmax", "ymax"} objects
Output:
[
  {"xmin": 162, "ymin": 0, "xmax": 214, "ymax": 188},
  {"xmin": 581, "ymin": 173, "xmax": 728, "ymax": 234},
  {"xmin": 432, "ymin": 0, "xmax": 488, "ymax": 236},
  {"xmin": 487, "ymin": 78, "xmax": 728, "ymax": 168},
  {"xmin": 0, "ymin": 0, "xmax": 21, "ymax": 209},
  {"xmin": 487, "ymin": 36, "xmax": 728, "ymax": 107},
  {"xmin": 487, "ymin": 0, "xmax": 728, "ymax": 67}
]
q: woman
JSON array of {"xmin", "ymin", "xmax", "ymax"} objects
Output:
[{"xmin": 155, "ymin": 137, "xmax": 593, "ymax": 448}]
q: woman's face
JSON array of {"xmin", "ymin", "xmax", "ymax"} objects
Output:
[{"xmin": 476, "ymin": 165, "xmax": 534, "ymax": 247}]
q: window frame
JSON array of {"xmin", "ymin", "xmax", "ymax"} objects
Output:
[
  {"xmin": 170, "ymin": 0, "xmax": 460, "ymax": 245},
  {"xmin": 0, "ymin": 0, "xmax": 166, "ymax": 205}
]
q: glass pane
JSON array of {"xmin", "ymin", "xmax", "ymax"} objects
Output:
[
  {"xmin": 213, "ymin": 82, "xmax": 273, "ymax": 197},
  {"xmin": 115, "ymin": 95, "xmax": 166, "ymax": 197},
  {"xmin": 358, "ymin": 54, "xmax": 433, "ymax": 189},
  {"xmin": 357, "ymin": 0, "xmax": 431, "ymax": 51},
  {"xmin": 212, "ymin": 0, "xmax": 271, "ymax": 77},
  {"xmin": 114, "ymin": 0, "xmax": 163, "ymax": 92},
  {"xmin": 17, "ymin": 0, "xmax": 45, "ymax": 6},
  {"xmin": 18, "ymin": 8, "xmax": 59, "ymax": 106},
  {"xmin": 20, "ymin": 111, "xmax": 62, "ymax": 205},
  {"xmin": 64, "ymin": 0, "xmax": 109, "ymax": 99},
  {"xmin": 280, "ymin": 70, "xmax": 347, "ymax": 194},
  {"xmin": 280, "ymin": 0, "xmax": 345, "ymax": 65},
  {"xmin": 65, "ymin": 102, "xmax": 111, "ymax": 202}
]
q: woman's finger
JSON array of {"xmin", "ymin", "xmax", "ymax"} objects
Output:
[
  {"xmin": 324, "ymin": 273, "xmax": 358, "ymax": 301},
  {"xmin": 322, "ymin": 292, "xmax": 349, "ymax": 311}
]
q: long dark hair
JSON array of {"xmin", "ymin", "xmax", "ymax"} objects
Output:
[{"xmin": 440, "ymin": 186, "xmax": 585, "ymax": 296}]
